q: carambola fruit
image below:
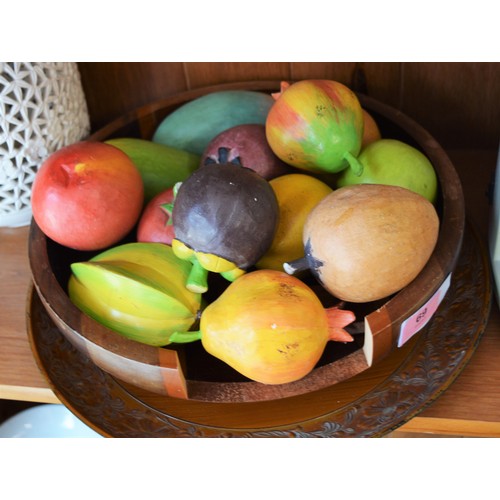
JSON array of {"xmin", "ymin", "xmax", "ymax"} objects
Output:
[{"xmin": 68, "ymin": 242, "xmax": 202, "ymax": 346}]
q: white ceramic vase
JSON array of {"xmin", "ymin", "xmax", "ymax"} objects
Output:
[{"xmin": 0, "ymin": 62, "xmax": 90, "ymax": 227}]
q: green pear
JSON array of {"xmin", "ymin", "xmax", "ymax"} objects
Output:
[{"xmin": 337, "ymin": 139, "xmax": 438, "ymax": 203}]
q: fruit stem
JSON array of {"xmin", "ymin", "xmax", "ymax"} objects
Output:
[
  {"xmin": 344, "ymin": 151, "xmax": 363, "ymax": 177},
  {"xmin": 187, "ymin": 259, "xmax": 209, "ymax": 294},
  {"xmin": 168, "ymin": 330, "xmax": 202, "ymax": 343},
  {"xmin": 283, "ymin": 257, "xmax": 309, "ymax": 275}
]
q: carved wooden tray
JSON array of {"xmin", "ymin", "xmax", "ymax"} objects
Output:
[{"xmin": 27, "ymin": 222, "xmax": 492, "ymax": 437}]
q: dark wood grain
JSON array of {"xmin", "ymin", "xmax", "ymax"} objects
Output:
[
  {"xmin": 290, "ymin": 62, "xmax": 402, "ymax": 107},
  {"xmin": 78, "ymin": 62, "xmax": 188, "ymax": 130},
  {"xmin": 77, "ymin": 62, "xmax": 499, "ymax": 149},
  {"xmin": 184, "ymin": 62, "xmax": 291, "ymax": 88},
  {"xmin": 400, "ymin": 62, "xmax": 500, "ymax": 149}
]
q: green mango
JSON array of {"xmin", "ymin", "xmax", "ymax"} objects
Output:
[
  {"xmin": 106, "ymin": 138, "xmax": 200, "ymax": 202},
  {"xmin": 152, "ymin": 90, "xmax": 275, "ymax": 155}
]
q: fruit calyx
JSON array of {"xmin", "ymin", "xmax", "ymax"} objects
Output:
[
  {"xmin": 325, "ymin": 305, "xmax": 355, "ymax": 342},
  {"xmin": 161, "ymin": 181, "xmax": 181, "ymax": 226},
  {"xmin": 271, "ymin": 81, "xmax": 291, "ymax": 100},
  {"xmin": 203, "ymin": 147, "xmax": 243, "ymax": 166}
]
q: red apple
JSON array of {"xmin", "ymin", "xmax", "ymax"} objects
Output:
[
  {"xmin": 136, "ymin": 187, "xmax": 175, "ymax": 245},
  {"xmin": 31, "ymin": 141, "xmax": 144, "ymax": 251}
]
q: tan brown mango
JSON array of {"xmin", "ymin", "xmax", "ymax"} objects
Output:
[
  {"xmin": 169, "ymin": 270, "xmax": 355, "ymax": 385},
  {"xmin": 285, "ymin": 184, "xmax": 439, "ymax": 303}
]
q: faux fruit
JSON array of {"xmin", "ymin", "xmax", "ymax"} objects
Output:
[
  {"xmin": 170, "ymin": 270, "xmax": 356, "ymax": 385},
  {"xmin": 68, "ymin": 242, "xmax": 202, "ymax": 346},
  {"xmin": 171, "ymin": 163, "xmax": 279, "ymax": 293},
  {"xmin": 136, "ymin": 187, "xmax": 175, "ymax": 245},
  {"xmin": 105, "ymin": 137, "xmax": 200, "ymax": 203},
  {"xmin": 153, "ymin": 90, "xmax": 275, "ymax": 155},
  {"xmin": 31, "ymin": 141, "xmax": 143, "ymax": 251},
  {"xmin": 285, "ymin": 184, "xmax": 440, "ymax": 303},
  {"xmin": 256, "ymin": 173, "xmax": 332, "ymax": 271},
  {"xmin": 201, "ymin": 124, "xmax": 291, "ymax": 180},
  {"xmin": 265, "ymin": 80, "xmax": 364, "ymax": 175},
  {"xmin": 337, "ymin": 138, "xmax": 438, "ymax": 203}
]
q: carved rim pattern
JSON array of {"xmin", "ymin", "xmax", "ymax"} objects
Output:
[{"xmin": 27, "ymin": 222, "xmax": 492, "ymax": 437}]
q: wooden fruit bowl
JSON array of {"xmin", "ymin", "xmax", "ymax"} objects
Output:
[{"xmin": 28, "ymin": 81, "xmax": 465, "ymax": 403}]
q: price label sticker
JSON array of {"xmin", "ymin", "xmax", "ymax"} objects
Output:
[{"xmin": 398, "ymin": 273, "xmax": 452, "ymax": 347}]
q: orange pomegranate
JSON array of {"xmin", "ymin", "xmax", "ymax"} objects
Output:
[{"xmin": 172, "ymin": 270, "xmax": 355, "ymax": 385}]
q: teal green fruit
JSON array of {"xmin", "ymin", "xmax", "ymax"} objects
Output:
[
  {"xmin": 337, "ymin": 139, "xmax": 438, "ymax": 203},
  {"xmin": 68, "ymin": 242, "xmax": 202, "ymax": 346},
  {"xmin": 152, "ymin": 90, "xmax": 275, "ymax": 155},
  {"xmin": 105, "ymin": 138, "xmax": 199, "ymax": 202}
]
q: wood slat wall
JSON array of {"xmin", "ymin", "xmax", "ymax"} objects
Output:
[{"xmin": 77, "ymin": 62, "xmax": 499, "ymax": 150}]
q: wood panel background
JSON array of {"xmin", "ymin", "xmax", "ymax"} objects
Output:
[{"xmin": 77, "ymin": 62, "xmax": 499, "ymax": 150}]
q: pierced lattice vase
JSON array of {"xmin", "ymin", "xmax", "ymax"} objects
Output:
[{"xmin": 0, "ymin": 62, "xmax": 90, "ymax": 227}]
